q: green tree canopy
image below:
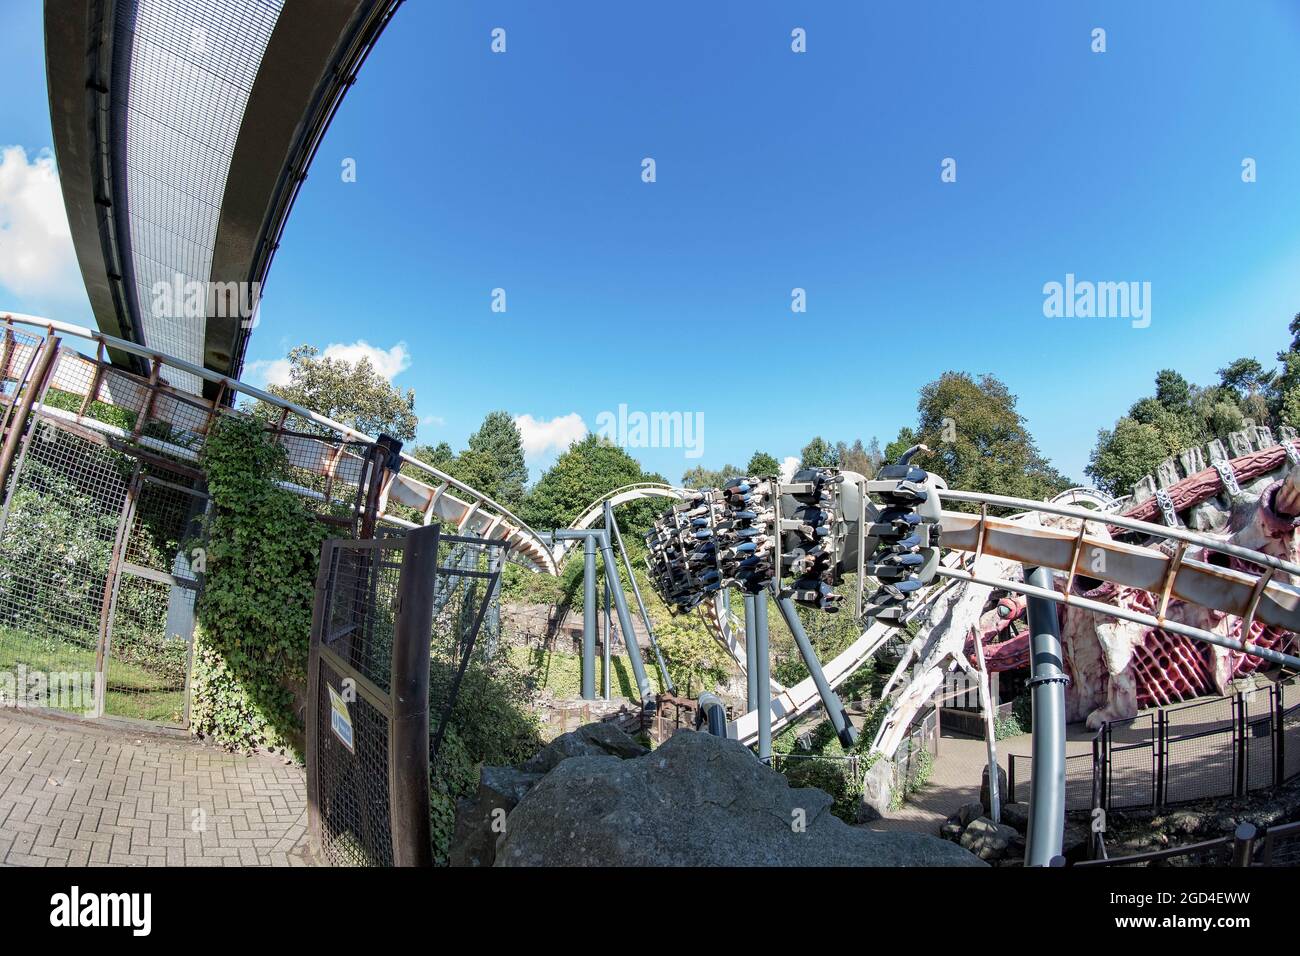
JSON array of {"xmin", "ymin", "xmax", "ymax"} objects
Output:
[
  {"xmin": 520, "ymin": 435, "xmax": 664, "ymax": 531},
  {"xmin": 887, "ymin": 371, "xmax": 1071, "ymax": 506},
  {"xmin": 746, "ymin": 451, "xmax": 781, "ymax": 475},
  {"xmin": 681, "ymin": 463, "xmax": 744, "ymax": 488},
  {"xmin": 450, "ymin": 411, "xmax": 529, "ymax": 507},
  {"xmin": 835, "ymin": 437, "xmax": 883, "ymax": 476},
  {"xmin": 258, "ymin": 344, "xmax": 417, "ymax": 442},
  {"xmin": 800, "ymin": 436, "xmax": 838, "ymax": 468}
]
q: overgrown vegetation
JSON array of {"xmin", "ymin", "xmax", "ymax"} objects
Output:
[
  {"xmin": 191, "ymin": 416, "xmax": 329, "ymax": 753},
  {"xmin": 428, "ymin": 652, "xmax": 541, "ymax": 865}
]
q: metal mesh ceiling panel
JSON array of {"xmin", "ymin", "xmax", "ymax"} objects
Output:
[{"xmin": 112, "ymin": 0, "xmax": 284, "ymax": 393}]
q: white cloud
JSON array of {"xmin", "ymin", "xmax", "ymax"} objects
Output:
[
  {"xmin": 0, "ymin": 146, "xmax": 81, "ymax": 301},
  {"xmin": 514, "ymin": 412, "xmax": 587, "ymax": 460},
  {"xmin": 242, "ymin": 357, "xmax": 293, "ymax": 388},
  {"xmin": 242, "ymin": 339, "xmax": 410, "ymax": 389},
  {"xmin": 420, "ymin": 414, "xmax": 445, "ymax": 428},
  {"xmin": 779, "ymin": 456, "xmax": 800, "ymax": 483},
  {"xmin": 320, "ymin": 340, "xmax": 411, "ymax": 380}
]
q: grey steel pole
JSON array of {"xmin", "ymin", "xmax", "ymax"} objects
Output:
[
  {"xmin": 775, "ymin": 592, "xmax": 857, "ymax": 747},
  {"xmin": 743, "ymin": 592, "xmax": 759, "ymax": 713},
  {"xmin": 752, "ymin": 590, "xmax": 772, "ymax": 763},
  {"xmin": 1024, "ymin": 565, "xmax": 1067, "ymax": 866},
  {"xmin": 598, "ymin": 531, "xmax": 653, "ymax": 705},
  {"xmin": 605, "ymin": 502, "xmax": 675, "ymax": 694},
  {"xmin": 581, "ymin": 535, "xmax": 597, "ymax": 700},
  {"xmin": 602, "ymin": 576, "xmax": 612, "ymax": 699}
]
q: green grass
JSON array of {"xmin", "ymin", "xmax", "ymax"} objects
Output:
[
  {"xmin": 0, "ymin": 627, "xmax": 186, "ymax": 723},
  {"xmin": 508, "ymin": 644, "xmax": 667, "ymax": 700}
]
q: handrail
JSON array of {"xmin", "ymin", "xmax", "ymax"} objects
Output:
[{"xmin": 0, "ymin": 310, "xmax": 556, "ymax": 573}]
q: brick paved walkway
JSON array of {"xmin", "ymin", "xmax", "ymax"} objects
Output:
[{"xmin": 0, "ymin": 708, "xmax": 313, "ymax": 866}]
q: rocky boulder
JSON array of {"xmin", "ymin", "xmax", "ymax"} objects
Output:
[
  {"xmin": 959, "ymin": 817, "xmax": 1023, "ymax": 862},
  {"xmin": 520, "ymin": 721, "xmax": 649, "ymax": 773},
  {"xmin": 450, "ymin": 721, "xmax": 647, "ymax": 866},
  {"xmin": 449, "ymin": 767, "xmax": 542, "ymax": 867},
  {"xmin": 495, "ymin": 731, "xmax": 984, "ymax": 867},
  {"xmin": 856, "ymin": 757, "xmax": 895, "ymax": 823}
]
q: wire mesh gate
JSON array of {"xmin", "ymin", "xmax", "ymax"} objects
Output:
[
  {"xmin": 306, "ymin": 524, "xmax": 507, "ymax": 867},
  {"xmin": 0, "ymin": 408, "xmax": 207, "ymax": 724}
]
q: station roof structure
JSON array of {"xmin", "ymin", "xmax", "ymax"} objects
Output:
[{"xmin": 46, "ymin": 0, "xmax": 401, "ymax": 396}]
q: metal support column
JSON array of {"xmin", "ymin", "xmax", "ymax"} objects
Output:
[
  {"xmin": 743, "ymin": 592, "xmax": 759, "ymax": 713},
  {"xmin": 581, "ymin": 535, "xmax": 597, "ymax": 700},
  {"xmin": 774, "ymin": 592, "xmax": 856, "ymax": 747},
  {"xmin": 752, "ymin": 590, "xmax": 772, "ymax": 763},
  {"xmin": 602, "ymin": 576, "xmax": 612, "ymax": 700},
  {"xmin": 605, "ymin": 501, "xmax": 675, "ymax": 694},
  {"xmin": 1024, "ymin": 565, "xmax": 1067, "ymax": 866},
  {"xmin": 597, "ymin": 531, "xmax": 653, "ymax": 706}
]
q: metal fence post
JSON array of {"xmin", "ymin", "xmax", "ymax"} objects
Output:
[
  {"xmin": 1155, "ymin": 709, "xmax": 1166, "ymax": 807},
  {"xmin": 0, "ymin": 334, "xmax": 59, "ymax": 496},
  {"xmin": 390, "ymin": 525, "xmax": 438, "ymax": 867},
  {"xmin": 1234, "ymin": 693, "xmax": 1246, "ymax": 798},
  {"xmin": 1275, "ymin": 684, "xmax": 1286, "ymax": 788},
  {"xmin": 1231, "ymin": 821, "xmax": 1258, "ymax": 867}
]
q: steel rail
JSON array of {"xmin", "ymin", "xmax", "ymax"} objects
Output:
[
  {"xmin": 934, "ymin": 565, "xmax": 1300, "ymax": 669},
  {"xmin": 942, "ymin": 487, "xmax": 1300, "ymax": 581},
  {"xmin": 0, "ymin": 311, "xmax": 555, "ymax": 573}
]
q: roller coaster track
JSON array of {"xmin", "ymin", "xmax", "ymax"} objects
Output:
[{"xmin": 1, "ymin": 312, "xmax": 557, "ymax": 574}]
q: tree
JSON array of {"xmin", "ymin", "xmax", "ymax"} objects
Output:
[
  {"xmin": 800, "ymin": 436, "xmax": 838, "ymax": 469},
  {"xmin": 1086, "ymin": 418, "xmax": 1170, "ymax": 498},
  {"xmin": 835, "ymin": 437, "xmax": 883, "ymax": 476},
  {"xmin": 450, "ymin": 411, "xmax": 528, "ymax": 507},
  {"xmin": 520, "ymin": 435, "xmax": 664, "ymax": 531},
  {"xmin": 1154, "ymin": 369, "xmax": 1191, "ymax": 411},
  {"xmin": 410, "ymin": 441, "xmax": 454, "ymax": 471},
  {"xmin": 892, "ymin": 372, "xmax": 1071, "ymax": 506},
  {"xmin": 259, "ymin": 345, "xmax": 417, "ymax": 442},
  {"xmin": 681, "ymin": 463, "xmax": 743, "ymax": 488},
  {"xmin": 746, "ymin": 451, "xmax": 781, "ymax": 476}
]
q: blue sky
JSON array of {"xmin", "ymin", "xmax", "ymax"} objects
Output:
[{"xmin": 3, "ymin": 1, "xmax": 1300, "ymax": 486}]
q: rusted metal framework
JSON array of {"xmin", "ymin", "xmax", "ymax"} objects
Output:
[{"xmin": 0, "ymin": 311, "xmax": 550, "ymax": 728}]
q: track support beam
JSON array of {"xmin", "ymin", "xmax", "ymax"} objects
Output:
[
  {"xmin": 775, "ymin": 592, "xmax": 857, "ymax": 748},
  {"xmin": 1024, "ymin": 565, "xmax": 1068, "ymax": 866}
]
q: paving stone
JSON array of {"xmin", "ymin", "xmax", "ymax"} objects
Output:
[{"xmin": 0, "ymin": 710, "xmax": 313, "ymax": 867}]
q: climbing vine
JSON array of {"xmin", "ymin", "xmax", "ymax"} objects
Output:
[{"xmin": 191, "ymin": 416, "xmax": 329, "ymax": 754}]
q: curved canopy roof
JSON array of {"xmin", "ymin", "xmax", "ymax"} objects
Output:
[{"xmin": 46, "ymin": 0, "xmax": 401, "ymax": 396}]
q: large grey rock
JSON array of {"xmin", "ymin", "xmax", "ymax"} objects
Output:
[
  {"xmin": 856, "ymin": 757, "xmax": 895, "ymax": 823},
  {"xmin": 449, "ymin": 766, "xmax": 543, "ymax": 867},
  {"xmin": 959, "ymin": 817, "xmax": 1022, "ymax": 862},
  {"xmin": 980, "ymin": 765, "xmax": 1008, "ymax": 815},
  {"xmin": 496, "ymin": 732, "xmax": 984, "ymax": 867},
  {"xmin": 519, "ymin": 721, "xmax": 649, "ymax": 774},
  {"xmin": 1001, "ymin": 801, "xmax": 1030, "ymax": 834}
]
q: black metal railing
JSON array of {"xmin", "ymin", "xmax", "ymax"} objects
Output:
[{"xmin": 1010, "ymin": 679, "xmax": 1300, "ymax": 816}]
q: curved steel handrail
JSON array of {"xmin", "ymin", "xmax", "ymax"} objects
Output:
[{"xmin": 1, "ymin": 310, "xmax": 557, "ymax": 574}]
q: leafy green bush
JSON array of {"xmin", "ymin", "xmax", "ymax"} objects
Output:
[
  {"xmin": 429, "ymin": 651, "xmax": 541, "ymax": 864},
  {"xmin": 191, "ymin": 416, "xmax": 329, "ymax": 752}
]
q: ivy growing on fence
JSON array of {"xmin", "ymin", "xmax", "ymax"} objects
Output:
[{"xmin": 191, "ymin": 416, "xmax": 329, "ymax": 754}]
